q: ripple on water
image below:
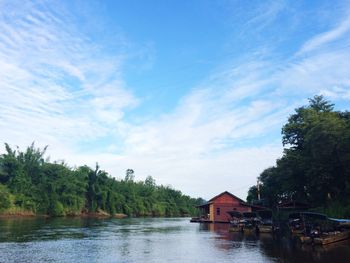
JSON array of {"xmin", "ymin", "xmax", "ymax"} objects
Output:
[{"xmin": 1, "ymin": 218, "xmax": 350, "ymax": 263}]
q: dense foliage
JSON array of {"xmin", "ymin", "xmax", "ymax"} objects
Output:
[
  {"xmin": 247, "ymin": 96, "xmax": 350, "ymax": 216},
  {"xmin": 0, "ymin": 144, "xmax": 203, "ymax": 217}
]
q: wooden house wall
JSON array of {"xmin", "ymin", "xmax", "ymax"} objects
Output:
[
  {"xmin": 210, "ymin": 193, "xmax": 251, "ymax": 222},
  {"xmin": 209, "ymin": 204, "xmax": 214, "ymax": 221}
]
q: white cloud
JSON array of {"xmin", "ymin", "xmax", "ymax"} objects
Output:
[
  {"xmin": 277, "ymin": 51, "xmax": 350, "ymax": 95},
  {"xmin": 242, "ymin": 0, "xmax": 286, "ymax": 32},
  {"xmin": 100, "ymin": 60, "xmax": 293, "ymax": 199},
  {"xmin": 319, "ymin": 86, "xmax": 350, "ymax": 100},
  {"xmin": 298, "ymin": 14, "xmax": 350, "ymax": 55},
  {"xmin": 0, "ymin": 1, "xmax": 137, "ymax": 152}
]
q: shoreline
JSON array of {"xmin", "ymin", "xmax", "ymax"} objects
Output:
[
  {"xmin": 0, "ymin": 211, "xmax": 128, "ymax": 219},
  {"xmin": 0, "ymin": 212, "xmax": 191, "ymax": 219}
]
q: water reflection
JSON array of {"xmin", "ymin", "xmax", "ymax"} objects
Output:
[
  {"xmin": 0, "ymin": 218, "xmax": 350, "ymax": 262},
  {"xmin": 201, "ymin": 221, "xmax": 350, "ymax": 263}
]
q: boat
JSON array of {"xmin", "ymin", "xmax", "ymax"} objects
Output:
[
  {"xmin": 299, "ymin": 235, "xmax": 312, "ymax": 244},
  {"xmin": 190, "ymin": 217, "xmax": 200, "ymax": 223},
  {"xmin": 288, "ymin": 212, "xmax": 305, "ymax": 235},
  {"xmin": 257, "ymin": 210, "xmax": 273, "ymax": 233},
  {"xmin": 190, "ymin": 216, "xmax": 211, "ymax": 223},
  {"xmin": 288, "ymin": 212, "xmax": 350, "ymax": 245},
  {"xmin": 313, "ymin": 231, "xmax": 350, "ymax": 245},
  {"xmin": 227, "ymin": 211, "xmax": 244, "ymax": 232},
  {"xmin": 241, "ymin": 212, "xmax": 260, "ymax": 233}
]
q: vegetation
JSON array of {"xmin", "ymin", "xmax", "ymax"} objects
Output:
[
  {"xmin": 247, "ymin": 95, "xmax": 350, "ymax": 217},
  {"xmin": 0, "ymin": 144, "xmax": 203, "ymax": 217}
]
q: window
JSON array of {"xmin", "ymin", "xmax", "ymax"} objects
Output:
[{"xmin": 216, "ymin": 208, "xmax": 220, "ymax": 215}]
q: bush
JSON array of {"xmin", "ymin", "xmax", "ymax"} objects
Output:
[
  {"xmin": 49, "ymin": 201, "xmax": 65, "ymax": 217},
  {"xmin": 0, "ymin": 184, "xmax": 12, "ymax": 211}
]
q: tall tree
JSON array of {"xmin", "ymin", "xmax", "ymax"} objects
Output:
[{"xmin": 250, "ymin": 95, "xmax": 350, "ymax": 213}]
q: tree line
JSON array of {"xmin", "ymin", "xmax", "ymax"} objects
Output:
[
  {"xmin": 0, "ymin": 144, "xmax": 204, "ymax": 217},
  {"xmin": 247, "ymin": 95, "xmax": 350, "ymax": 217}
]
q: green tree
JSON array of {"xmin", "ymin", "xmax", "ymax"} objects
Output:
[
  {"xmin": 0, "ymin": 184, "xmax": 12, "ymax": 211},
  {"xmin": 250, "ymin": 95, "xmax": 350, "ymax": 213}
]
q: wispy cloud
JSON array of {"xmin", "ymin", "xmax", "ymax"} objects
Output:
[
  {"xmin": 242, "ymin": 0, "xmax": 287, "ymax": 31},
  {"xmin": 298, "ymin": 13, "xmax": 350, "ymax": 55},
  {"xmin": 0, "ymin": 1, "xmax": 138, "ymax": 152}
]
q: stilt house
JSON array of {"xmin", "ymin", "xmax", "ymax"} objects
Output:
[{"xmin": 197, "ymin": 191, "xmax": 252, "ymax": 223}]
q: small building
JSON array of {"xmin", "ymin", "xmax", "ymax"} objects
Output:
[{"xmin": 197, "ymin": 191, "xmax": 252, "ymax": 223}]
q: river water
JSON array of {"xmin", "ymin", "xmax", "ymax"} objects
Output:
[{"xmin": 0, "ymin": 217, "xmax": 350, "ymax": 263}]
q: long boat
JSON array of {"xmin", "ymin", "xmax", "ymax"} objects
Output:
[
  {"xmin": 227, "ymin": 211, "xmax": 244, "ymax": 232},
  {"xmin": 190, "ymin": 217, "xmax": 212, "ymax": 223},
  {"xmin": 257, "ymin": 210, "xmax": 273, "ymax": 233},
  {"xmin": 313, "ymin": 231, "xmax": 350, "ymax": 245},
  {"xmin": 241, "ymin": 212, "xmax": 259, "ymax": 233},
  {"xmin": 288, "ymin": 212, "xmax": 306, "ymax": 235},
  {"xmin": 288, "ymin": 212, "xmax": 350, "ymax": 245}
]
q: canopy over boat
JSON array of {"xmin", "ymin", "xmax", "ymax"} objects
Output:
[
  {"xmin": 242, "ymin": 212, "xmax": 257, "ymax": 218},
  {"xmin": 329, "ymin": 218, "xmax": 350, "ymax": 223},
  {"xmin": 300, "ymin": 212, "xmax": 328, "ymax": 220},
  {"xmin": 227, "ymin": 211, "xmax": 243, "ymax": 218},
  {"xmin": 288, "ymin": 212, "xmax": 328, "ymax": 220},
  {"xmin": 257, "ymin": 210, "xmax": 272, "ymax": 219}
]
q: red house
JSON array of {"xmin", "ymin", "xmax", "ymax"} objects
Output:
[{"xmin": 197, "ymin": 191, "xmax": 252, "ymax": 223}]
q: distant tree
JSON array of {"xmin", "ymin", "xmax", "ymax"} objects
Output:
[
  {"xmin": 125, "ymin": 169, "xmax": 135, "ymax": 182},
  {"xmin": 145, "ymin": 175, "xmax": 156, "ymax": 187},
  {"xmin": 0, "ymin": 144, "xmax": 203, "ymax": 217}
]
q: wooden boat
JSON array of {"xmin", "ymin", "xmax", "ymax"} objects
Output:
[
  {"xmin": 190, "ymin": 217, "xmax": 200, "ymax": 222},
  {"xmin": 229, "ymin": 226, "xmax": 243, "ymax": 232},
  {"xmin": 288, "ymin": 213, "xmax": 305, "ymax": 235},
  {"xmin": 242, "ymin": 212, "xmax": 259, "ymax": 233},
  {"xmin": 227, "ymin": 211, "xmax": 244, "ymax": 232},
  {"xmin": 190, "ymin": 217, "xmax": 211, "ymax": 223},
  {"xmin": 259, "ymin": 225, "xmax": 273, "ymax": 233},
  {"xmin": 257, "ymin": 210, "xmax": 273, "ymax": 233},
  {"xmin": 288, "ymin": 212, "xmax": 350, "ymax": 245},
  {"xmin": 299, "ymin": 235, "xmax": 312, "ymax": 244},
  {"xmin": 313, "ymin": 231, "xmax": 350, "ymax": 245},
  {"xmin": 288, "ymin": 212, "xmax": 330, "ymax": 235},
  {"xmin": 291, "ymin": 229, "xmax": 305, "ymax": 235}
]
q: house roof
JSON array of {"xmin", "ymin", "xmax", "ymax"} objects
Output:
[
  {"xmin": 197, "ymin": 191, "xmax": 246, "ymax": 207},
  {"xmin": 208, "ymin": 191, "xmax": 245, "ymax": 203}
]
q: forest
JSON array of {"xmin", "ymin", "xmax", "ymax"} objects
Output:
[
  {"xmin": 0, "ymin": 145, "xmax": 204, "ymax": 217},
  {"xmin": 247, "ymin": 95, "xmax": 350, "ymax": 217}
]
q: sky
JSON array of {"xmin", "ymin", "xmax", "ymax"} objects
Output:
[{"xmin": 1, "ymin": 0, "xmax": 350, "ymax": 200}]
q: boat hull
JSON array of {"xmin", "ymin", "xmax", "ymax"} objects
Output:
[
  {"xmin": 259, "ymin": 225, "xmax": 273, "ymax": 233},
  {"xmin": 314, "ymin": 231, "xmax": 350, "ymax": 245}
]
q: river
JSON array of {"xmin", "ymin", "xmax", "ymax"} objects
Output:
[{"xmin": 0, "ymin": 217, "xmax": 350, "ymax": 262}]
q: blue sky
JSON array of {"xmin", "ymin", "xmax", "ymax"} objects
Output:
[{"xmin": 1, "ymin": 0, "xmax": 350, "ymax": 199}]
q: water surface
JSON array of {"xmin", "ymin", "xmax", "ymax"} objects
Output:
[{"xmin": 0, "ymin": 217, "xmax": 349, "ymax": 262}]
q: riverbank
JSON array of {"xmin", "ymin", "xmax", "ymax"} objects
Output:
[{"xmin": 0, "ymin": 209, "xmax": 128, "ymax": 219}]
